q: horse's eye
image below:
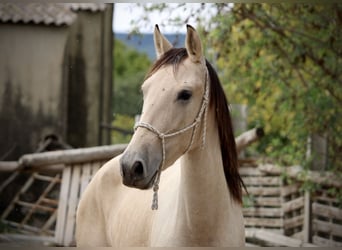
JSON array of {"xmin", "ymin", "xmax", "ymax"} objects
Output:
[{"xmin": 177, "ymin": 90, "xmax": 192, "ymax": 101}]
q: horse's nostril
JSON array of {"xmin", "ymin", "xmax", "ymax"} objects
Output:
[{"xmin": 132, "ymin": 161, "xmax": 144, "ymax": 177}]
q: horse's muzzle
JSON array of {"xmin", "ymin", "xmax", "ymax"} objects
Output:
[{"xmin": 120, "ymin": 153, "xmax": 157, "ymax": 189}]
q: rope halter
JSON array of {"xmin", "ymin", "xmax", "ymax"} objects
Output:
[{"xmin": 134, "ymin": 68, "xmax": 210, "ymax": 210}]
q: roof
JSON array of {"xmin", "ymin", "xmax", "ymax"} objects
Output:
[
  {"xmin": 66, "ymin": 3, "xmax": 107, "ymax": 12},
  {"xmin": 0, "ymin": 3, "xmax": 107, "ymax": 26}
]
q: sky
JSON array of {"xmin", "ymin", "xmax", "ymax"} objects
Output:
[{"xmin": 112, "ymin": 3, "xmax": 217, "ymax": 34}]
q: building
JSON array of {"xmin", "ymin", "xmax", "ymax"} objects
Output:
[{"xmin": 0, "ymin": 3, "xmax": 113, "ymax": 160}]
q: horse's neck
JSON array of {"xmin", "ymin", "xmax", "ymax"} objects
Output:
[{"xmin": 176, "ymin": 111, "xmax": 233, "ymax": 241}]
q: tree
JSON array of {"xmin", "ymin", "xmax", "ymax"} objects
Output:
[
  {"xmin": 208, "ymin": 4, "xmax": 342, "ymax": 171},
  {"xmin": 131, "ymin": 3, "xmax": 342, "ymax": 171}
]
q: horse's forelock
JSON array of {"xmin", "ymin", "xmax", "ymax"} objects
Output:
[
  {"xmin": 145, "ymin": 48, "xmax": 245, "ymax": 203},
  {"xmin": 145, "ymin": 48, "xmax": 188, "ymax": 80}
]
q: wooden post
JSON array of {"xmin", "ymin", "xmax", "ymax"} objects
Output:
[
  {"xmin": 235, "ymin": 127, "xmax": 264, "ymax": 155},
  {"xmin": 303, "ymin": 190, "xmax": 311, "ymax": 243}
]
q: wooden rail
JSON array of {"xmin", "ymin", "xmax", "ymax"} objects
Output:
[
  {"xmin": 241, "ymin": 163, "xmax": 342, "ymax": 247},
  {"xmin": 258, "ymin": 164, "xmax": 342, "ymax": 188},
  {"xmin": 1, "ymin": 142, "xmax": 341, "ymax": 246},
  {"xmin": 0, "ymin": 144, "xmax": 127, "ymax": 246},
  {"xmin": 19, "ymin": 144, "xmax": 127, "ymax": 167},
  {"xmin": 0, "ymin": 144, "xmax": 127, "ymax": 172},
  {"xmin": 246, "ymin": 229, "xmax": 317, "ymax": 247}
]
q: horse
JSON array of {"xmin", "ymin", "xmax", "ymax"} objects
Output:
[{"xmin": 76, "ymin": 24, "xmax": 245, "ymax": 247}]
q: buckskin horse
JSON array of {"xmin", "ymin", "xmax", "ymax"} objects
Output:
[{"xmin": 76, "ymin": 24, "xmax": 245, "ymax": 247}]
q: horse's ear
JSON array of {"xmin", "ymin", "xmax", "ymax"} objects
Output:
[
  {"xmin": 185, "ymin": 24, "xmax": 203, "ymax": 63},
  {"xmin": 154, "ymin": 24, "xmax": 173, "ymax": 59}
]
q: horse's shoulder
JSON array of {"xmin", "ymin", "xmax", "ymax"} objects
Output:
[
  {"xmin": 93, "ymin": 154, "xmax": 123, "ymax": 188},
  {"xmin": 78, "ymin": 155, "xmax": 123, "ymax": 215},
  {"xmin": 76, "ymin": 155, "xmax": 122, "ymax": 246},
  {"xmin": 79, "ymin": 154, "xmax": 121, "ymax": 203}
]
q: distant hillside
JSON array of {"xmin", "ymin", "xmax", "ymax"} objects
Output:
[{"xmin": 115, "ymin": 32, "xmax": 186, "ymax": 61}]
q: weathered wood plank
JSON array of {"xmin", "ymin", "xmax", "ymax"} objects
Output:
[
  {"xmin": 245, "ymin": 229, "xmax": 317, "ymax": 247},
  {"xmin": 236, "ymin": 127, "xmax": 264, "ymax": 154},
  {"xmin": 314, "ymin": 195, "xmax": 341, "ymax": 204},
  {"xmin": 243, "ymin": 207, "xmax": 283, "ymax": 217},
  {"xmin": 282, "ymin": 196, "xmax": 305, "ymax": 213},
  {"xmin": 80, "ymin": 163, "xmax": 91, "ymax": 195},
  {"xmin": 19, "ymin": 144, "xmax": 127, "ymax": 168},
  {"xmin": 42, "ymin": 210, "xmax": 57, "ymax": 232},
  {"xmin": 304, "ymin": 171, "xmax": 342, "ymax": 188},
  {"xmin": 303, "ymin": 191, "xmax": 311, "ymax": 243},
  {"xmin": 284, "ymin": 214, "xmax": 304, "ymax": 229},
  {"xmin": 1, "ymin": 220, "xmax": 54, "ymax": 235},
  {"xmin": 292, "ymin": 230, "xmax": 304, "ymax": 241},
  {"xmin": 0, "ymin": 161, "xmax": 20, "ymax": 172},
  {"xmin": 41, "ymin": 198, "xmax": 59, "ymax": 206},
  {"xmin": 245, "ymin": 228, "xmax": 282, "ymax": 238},
  {"xmin": 312, "ymin": 219, "xmax": 342, "ymax": 237},
  {"xmin": 245, "ymin": 242, "xmax": 260, "ymax": 247},
  {"xmin": 55, "ymin": 167, "xmax": 71, "ymax": 245},
  {"xmin": 34, "ymin": 174, "xmax": 61, "ymax": 182},
  {"xmin": 258, "ymin": 164, "xmax": 284, "ymax": 175},
  {"xmin": 20, "ymin": 164, "xmax": 66, "ymax": 173},
  {"xmin": 281, "ymin": 184, "xmax": 301, "ymax": 197},
  {"xmin": 312, "ymin": 202, "xmax": 342, "ymax": 220},
  {"xmin": 244, "ymin": 186, "xmax": 281, "ymax": 196},
  {"xmin": 244, "ymin": 217, "xmax": 283, "ymax": 227},
  {"xmin": 255, "ymin": 164, "xmax": 342, "ymax": 188},
  {"xmin": 312, "ymin": 235, "xmax": 342, "ymax": 247},
  {"xmin": 63, "ymin": 166, "xmax": 81, "ymax": 246},
  {"xmin": 238, "ymin": 158, "xmax": 259, "ymax": 166},
  {"xmin": 240, "ymin": 167, "xmax": 266, "ymax": 176},
  {"xmin": 0, "ymin": 233, "xmax": 55, "ymax": 244},
  {"xmin": 252, "ymin": 197, "xmax": 282, "ymax": 207},
  {"xmin": 242, "ymin": 176, "xmax": 282, "ymax": 186},
  {"xmin": 91, "ymin": 162, "xmax": 102, "ymax": 175},
  {"xmin": 15, "ymin": 200, "xmax": 55, "ymax": 212}
]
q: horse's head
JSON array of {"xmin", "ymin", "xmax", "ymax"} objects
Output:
[{"xmin": 120, "ymin": 25, "xmax": 209, "ymax": 189}]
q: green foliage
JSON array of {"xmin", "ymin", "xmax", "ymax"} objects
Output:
[
  {"xmin": 326, "ymin": 187, "xmax": 342, "ymax": 207},
  {"xmin": 242, "ymin": 194, "xmax": 255, "ymax": 208},
  {"xmin": 112, "ymin": 39, "xmax": 152, "ymax": 143},
  {"xmin": 111, "ymin": 114, "xmax": 134, "ymax": 144},
  {"xmin": 113, "ymin": 39, "xmax": 151, "ymax": 116},
  {"xmin": 207, "ymin": 3, "xmax": 342, "ymax": 170}
]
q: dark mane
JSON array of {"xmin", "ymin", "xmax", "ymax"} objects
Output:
[
  {"xmin": 147, "ymin": 48, "xmax": 245, "ymax": 203},
  {"xmin": 205, "ymin": 60, "xmax": 245, "ymax": 204}
]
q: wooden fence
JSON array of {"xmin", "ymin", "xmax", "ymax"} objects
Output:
[
  {"xmin": 0, "ymin": 144, "xmax": 341, "ymax": 246},
  {"xmin": 241, "ymin": 162, "xmax": 342, "ymax": 247},
  {"xmin": 0, "ymin": 144, "xmax": 126, "ymax": 246}
]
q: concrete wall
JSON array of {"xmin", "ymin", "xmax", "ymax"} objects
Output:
[
  {"xmin": 99, "ymin": 5, "xmax": 114, "ymax": 145},
  {"xmin": 0, "ymin": 6, "xmax": 113, "ymax": 160},
  {"xmin": 0, "ymin": 23, "xmax": 69, "ymax": 160},
  {"xmin": 65, "ymin": 6, "xmax": 113, "ymax": 148}
]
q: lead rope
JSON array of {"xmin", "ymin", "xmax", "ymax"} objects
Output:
[{"xmin": 134, "ymin": 68, "xmax": 209, "ymax": 210}]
